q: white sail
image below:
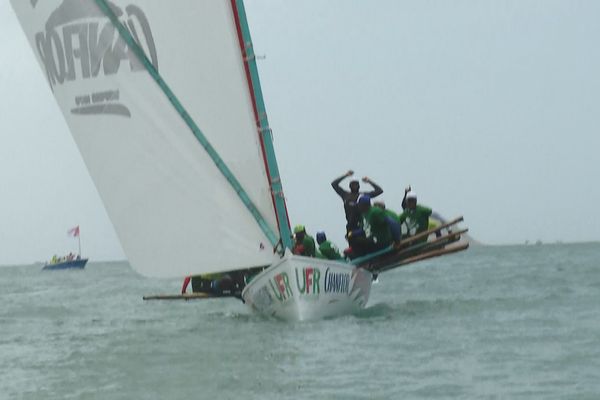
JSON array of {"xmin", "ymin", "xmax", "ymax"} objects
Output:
[{"xmin": 11, "ymin": 0, "xmax": 284, "ymax": 277}]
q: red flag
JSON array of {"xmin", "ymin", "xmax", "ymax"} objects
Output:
[{"xmin": 67, "ymin": 226, "xmax": 80, "ymax": 237}]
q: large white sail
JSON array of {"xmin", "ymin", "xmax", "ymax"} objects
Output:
[{"xmin": 11, "ymin": 0, "xmax": 285, "ymax": 277}]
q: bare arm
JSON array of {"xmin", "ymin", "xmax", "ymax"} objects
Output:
[
  {"xmin": 331, "ymin": 170, "xmax": 353, "ymax": 197},
  {"xmin": 401, "ymin": 185, "xmax": 411, "ymax": 209},
  {"xmin": 362, "ymin": 177, "xmax": 383, "ymax": 198}
]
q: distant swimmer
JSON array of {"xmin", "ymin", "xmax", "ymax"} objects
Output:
[{"xmin": 331, "ymin": 170, "xmax": 383, "ymax": 231}]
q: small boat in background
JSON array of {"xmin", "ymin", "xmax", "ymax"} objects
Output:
[
  {"xmin": 42, "ymin": 226, "xmax": 88, "ymax": 270},
  {"xmin": 43, "ymin": 256, "xmax": 88, "ymax": 270}
]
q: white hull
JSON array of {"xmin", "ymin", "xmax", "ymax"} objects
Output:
[{"xmin": 242, "ymin": 253, "xmax": 373, "ymax": 321}]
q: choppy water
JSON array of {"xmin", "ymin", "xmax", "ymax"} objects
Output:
[{"xmin": 1, "ymin": 243, "xmax": 599, "ymax": 399}]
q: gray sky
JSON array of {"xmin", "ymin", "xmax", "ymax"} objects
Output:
[{"xmin": 1, "ymin": 1, "xmax": 599, "ymax": 265}]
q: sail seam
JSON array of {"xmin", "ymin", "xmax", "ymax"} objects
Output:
[{"xmin": 93, "ymin": 0, "xmax": 279, "ymax": 247}]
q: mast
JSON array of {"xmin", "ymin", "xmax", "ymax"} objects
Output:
[{"xmin": 231, "ymin": 0, "xmax": 293, "ymax": 251}]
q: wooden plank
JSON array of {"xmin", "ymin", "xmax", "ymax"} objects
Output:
[
  {"xmin": 394, "ymin": 228, "xmax": 468, "ymax": 258},
  {"xmin": 377, "ymin": 242, "xmax": 470, "ymax": 273},
  {"xmin": 143, "ymin": 293, "xmax": 218, "ymax": 301},
  {"xmin": 360, "ymin": 228, "xmax": 468, "ymax": 271},
  {"xmin": 351, "ymin": 216, "xmax": 465, "ymax": 266},
  {"xmin": 394, "ymin": 216, "xmax": 464, "ymax": 249}
]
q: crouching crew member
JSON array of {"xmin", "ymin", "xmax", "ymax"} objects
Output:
[
  {"xmin": 292, "ymin": 225, "xmax": 316, "ymax": 257},
  {"xmin": 316, "ymin": 231, "xmax": 342, "ymax": 260}
]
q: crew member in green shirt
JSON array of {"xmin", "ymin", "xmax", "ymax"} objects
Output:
[
  {"xmin": 398, "ymin": 192, "xmax": 432, "ymax": 241},
  {"xmin": 351, "ymin": 195, "xmax": 401, "ymax": 256},
  {"xmin": 316, "ymin": 232, "xmax": 342, "ymax": 260},
  {"xmin": 292, "ymin": 225, "xmax": 316, "ymax": 257},
  {"xmin": 374, "ymin": 200, "xmax": 400, "ymax": 222}
]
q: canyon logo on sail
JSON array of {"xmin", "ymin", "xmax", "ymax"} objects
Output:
[{"xmin": 33, "ymin": 0, "xmax": 158, "ymax": 117}]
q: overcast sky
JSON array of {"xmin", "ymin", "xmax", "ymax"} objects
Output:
[{"xmin": 1, "ymin": 1, "xmax": 599, "ymax": 265}]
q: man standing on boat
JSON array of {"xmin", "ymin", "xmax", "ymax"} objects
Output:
[
  {"xmin": 331, "ymin": 170, "xmax": 384, "ymax": 231},
  {"xmin": 398, "ymin": 192, "xmax": 432, "ymax": 241}
]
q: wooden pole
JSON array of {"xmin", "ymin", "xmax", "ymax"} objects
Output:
[
  {"xmin": 394, "ymin": 216, "xmax": 464, "ymax": 249},
  {"xmin": 142, "ymin": 292, "xmax": 243, "ymax": 301},
  {"xmin": 396, "ymin": 243, "xmax": 469, "ymax": 266},
  {"xmin": 377, "ymin": 243, "xmax": 470, "ymax": 273},
  {"xmin": 143, "ymin": 293, "xmax": 215, "ymax": 301},
  {"xmin": 364, "ymin": 228, "xmax": 468, "ymax": 272}
]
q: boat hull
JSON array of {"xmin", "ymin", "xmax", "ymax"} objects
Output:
[
  {"xmin": 42, "ymin": 259, "xmax": 88, "ymax": 270},
  {"xmin": 242, "ymin": 254, "xmax": 373, "ymax": 321}
]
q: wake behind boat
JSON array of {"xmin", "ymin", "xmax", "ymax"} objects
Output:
[{"xmin": 12, "ymin": 0, "xmax": 467, "ymax": 320}]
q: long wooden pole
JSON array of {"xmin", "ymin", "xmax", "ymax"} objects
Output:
[
  {"xmin": 393, "ymin": 243, "xmax": 469, "ymax": 268},
  {"xmin": 351, "ymin": 215, "xmax": 465, "ymax": 266},
  {"xmin": 395, "ymin": 216, "xmax": 464, "ymax": 249},
  {"xmin": 372, "ymin": 243, "xmax": 470, "ymax": 274},
  {"xmin": 143, "ymin": 293, "xmax": 224, "ymax": 301},
  {"xmin": 364, "ymin": 228, "xmax": 468, "ymax": 272}
]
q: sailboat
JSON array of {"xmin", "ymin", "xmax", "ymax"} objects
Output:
[
  {"xmin": 12, "ymin": 0, "xmax": 467, "ymax": 320},
  {"xmin": 43, "ymin": 226, "xmax": 89, "ymax": 270}
]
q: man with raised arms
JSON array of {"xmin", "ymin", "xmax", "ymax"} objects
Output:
[{"xmin": 331, "ymin": 170, "xmax": 384, "ymax": 231}]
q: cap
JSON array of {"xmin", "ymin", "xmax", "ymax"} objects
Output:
[
  {"xmin": 373, "ymin": 201, "xmax": 386, "ymax": 209},
  {"xmin": 293, "ymin": 225, "xmax": 306, "ymax": 234},
  {"xmin": 316, "ymin": 232, "xmax": 326, "ymax": 244}
]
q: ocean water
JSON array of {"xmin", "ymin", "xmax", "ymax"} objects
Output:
[{"xmin": 1, "ymin": 243, "xmax": 599, "ymax": 400}]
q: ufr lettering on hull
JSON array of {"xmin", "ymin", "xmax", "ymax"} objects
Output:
[{"xmin": 242, "ymin": 253, "xmax": 373, "ymax": 321}]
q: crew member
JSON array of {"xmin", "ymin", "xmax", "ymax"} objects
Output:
[
  {"xmin": 398, "ymin": 192, "xmax": 433, "ymax": 241},
  {"xmin": 331, "ymin": 170, "xmax": 383, "ymax": 231},
  {"xmin": 316, "ymin": 232, "xmax": 342, "ymax": 260},
  {"xmin": 292, "ymin": 225, "xmax": 316, "ymax": 257},
  {"xmin": 401, "ymin": 185, "xmax": 411, "ymax": 210},
  {"xmin": 348, "ymin": 195, "xmax": 401, "ymax": 257}
]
